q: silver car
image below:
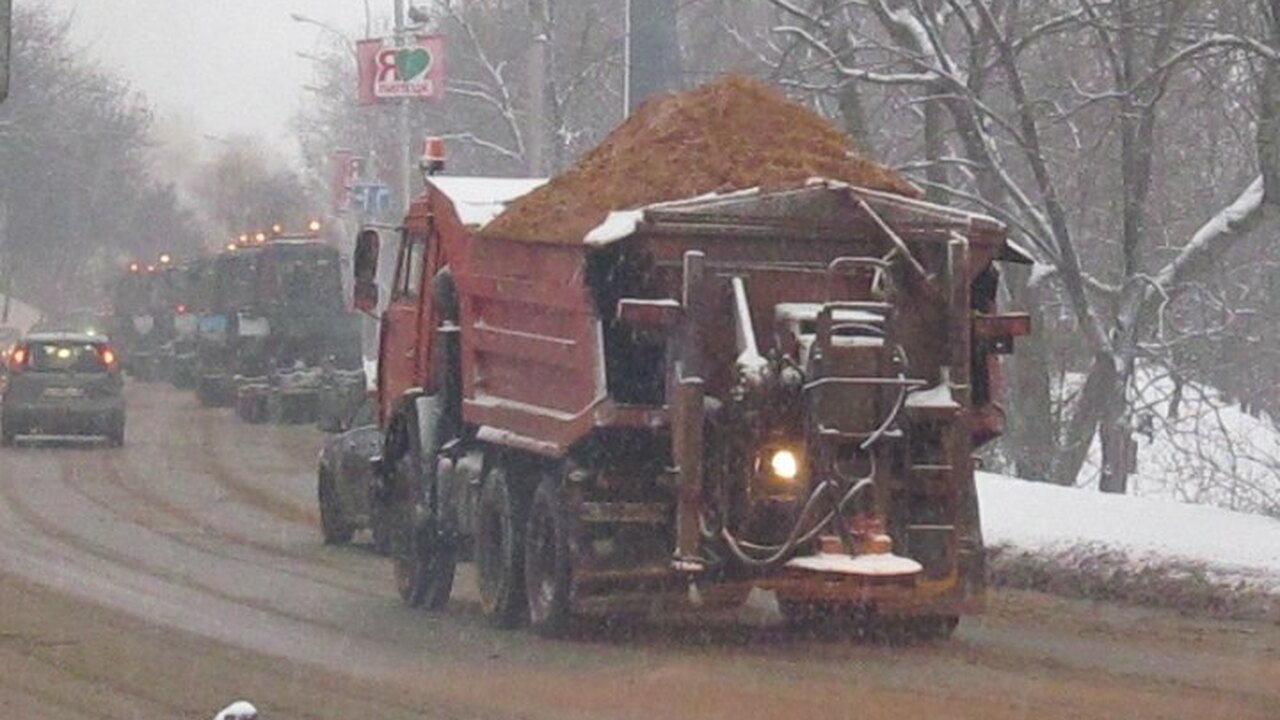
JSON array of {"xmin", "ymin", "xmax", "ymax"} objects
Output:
[{"xmin": 1, "ymin": 332, "xmax": 126, "ymax": 446}]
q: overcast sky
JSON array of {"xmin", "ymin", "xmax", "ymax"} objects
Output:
[{"xmin": 37, "ymin": 0, "xmax": 377, "ymax": 154}]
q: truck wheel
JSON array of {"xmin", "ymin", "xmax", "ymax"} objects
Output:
[
  {"xmin": 370, "ymin": 502, "xmax": 392, "ymax": 556},
  {"xmin": 476, "ymin": 465, "xmax": 529, "ymax": 628},
  {"xmin": 388, "ymin": 399, "xmax": 456, "ymax": 609},
  {"xmin": 197, "ymin": 377, "xmax": 217, "ymax": 406},
  {"xmin": 173, "ymin": 366, "xmax": 194, "ymax": 389},
  {"xmin": 525, "ymin": 475, "xmax": 573, "ymax": 637},
  {"xmin": 911, "ymin": 614, "xmax": 959, "ymax": 640},
  {"xmin": 776, "ymin": 598, "xmax": 828, "ymax": 631},
  {"xmin": 106, "ymin": 419, "xmax": 126, "ymax": 448},
  {"xmin": 318, "ymin": 471, "xmax": 354, "ymax": 545},
  {"xmin": 389, "ymin": 450, "xmax": 460, "ymax": 607}
]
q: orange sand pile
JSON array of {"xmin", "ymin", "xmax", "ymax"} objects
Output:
[{"xmin": 483, "ymin": 75, "xmax": 919, "ymax": 244}]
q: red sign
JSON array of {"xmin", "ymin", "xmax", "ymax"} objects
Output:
[{"xmin": 357, "ymin": 35, "xmax": 446, "ymax": 105}]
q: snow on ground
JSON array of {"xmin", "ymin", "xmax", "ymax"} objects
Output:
[
  {"xmin": 0, "ymin": 293, "xmax": 41, "ymax": 333},
  {"xmin": 979, "ymin": 471, "xmax": 1280, "ymax": 589},
  {"xmin": 1076, "ymin": 366, "xmax": 1280, "ymax": 515}
]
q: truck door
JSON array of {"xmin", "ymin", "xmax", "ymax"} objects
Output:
[{"xmin": 378, "ymin": 229, "xmax": 429, "ymax": 421}]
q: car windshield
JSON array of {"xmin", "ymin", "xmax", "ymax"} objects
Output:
[{"xmin": 27, "ymin": 341, "xmax": 107, "ymax": 373}]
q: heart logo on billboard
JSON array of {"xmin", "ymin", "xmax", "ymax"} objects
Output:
[{"xmin": 396, "ymin": 48, "xmax": 431, "ymax": 81}]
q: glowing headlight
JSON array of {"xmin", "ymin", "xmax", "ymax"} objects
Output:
[{"xmin": 769, "ymin": 449, "xmax": 800, "ymax": 480}]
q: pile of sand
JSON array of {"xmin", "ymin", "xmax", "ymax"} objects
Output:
[{"xmin": 482, "ymin": 75, "xmax": 919, "ymax": 244}]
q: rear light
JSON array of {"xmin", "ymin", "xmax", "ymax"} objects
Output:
[
  {"xmin": 176, "ymin": 303, "xmax": 188, "ymax": 314},
  {"xmin": 100, "ymin": 347, "xmax": 117, "ymax": 367},
  {"xmin": 9, "ymin": 346, "xmax": 27, "ymax": 371}
]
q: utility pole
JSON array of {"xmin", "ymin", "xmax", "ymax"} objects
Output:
[
  {"xmin": 0, "ymin": 0, "xmax": 10, "ymax": 103},
  {"xmin": 526, "ymin": 2, "xmax": 549, "ymax": 176},
  {"xmin": 1, "ymin": 190, "xmax": 10, "ymax": 323},
  {"xmin": 622, "ymin": 0, "xmax": 630, "ymax": 114},
  {"xmin": 394, "ymin": 0, "xmax": 413, "ymax": 212},
  {"xmin": 625, "ymin": 0, "xmax": 681, "ymax": 116}
]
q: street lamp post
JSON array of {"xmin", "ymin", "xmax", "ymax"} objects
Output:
[
  {"xmin": 293, "ymin": 4, "xmax": 414, "ymax": 214},
  {"xmin": 623, "ymin": 0, "xmax": 630, "ymax": 117},
  {"xmin": 393, "ymin": 0, "xmax": 412, "ymax": 213},
  {"xmin": 290, "ymin": 13, "xmax": 355, "ymax": 54}
]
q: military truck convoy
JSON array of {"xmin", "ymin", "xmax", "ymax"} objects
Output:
[{"xmin": 347, "ymin": 77, "xmax": 1031, "ymax": 637}]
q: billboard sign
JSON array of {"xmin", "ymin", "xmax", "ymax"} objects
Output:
[{"xmin": 357, "ymin": 35, "xmax": 445, "ymax": 105}]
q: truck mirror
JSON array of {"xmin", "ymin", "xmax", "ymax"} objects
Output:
[
  {"xmin": 354, "ymin": 229, "xmax": 380, "ymax": 282},
  {"xmin": 353, "ymin": 279, "xmax": 379, "ymax": 314}
]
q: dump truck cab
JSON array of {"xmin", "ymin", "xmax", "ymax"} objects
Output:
[
  {"xmin": 109, "ymin": 263, "xmax": 178, "ymax": 380},
  {"xmin": 229, "ymin": 237, "xmax": 363, "ymax": 424},
  {"xmin": 195, "ymin": 246, "xmax": 262, "ymax": 405}
]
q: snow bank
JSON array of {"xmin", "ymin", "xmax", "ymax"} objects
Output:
[
  {"xmin": 1077, "ymin": 367, "xmax": 1280, "ymax": 514},
  {"xmin": 0, "ymin": 294, "xmax": 41, "ymax": 333},
  {"xmin": 979, "ymin": 472, "xmax": 1280, "ymax": 589}
]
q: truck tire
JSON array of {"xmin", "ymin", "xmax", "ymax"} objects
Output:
[
  {"xmin": 197, "ymin": 377, "xmax": 218, "ymax": 407},
  {"xmin": 106, "ymin": 418, "xmax": 126, "ymax": 448},
  {"xmin": 318, "ymin": 471, "xmax": 354, "ymax": 545},
  {"xmin": 476, "ymin": 464, "xmax": 529, "ymax": 628},
  {"xmin": 388, "ymin": 398, "xmax": 456, "ymax": 609},
  {"xmin": 776, "ymin": 598, "xmax": 829, "ymax": 631},
  {"xmin": 370, "ymin": 501, "xmax": 391, "ymax": 556},
  {"xmin": 172, "ymin": 364, "xmax": 195, "ymax": 389},
  {"xmin": 911, "ymin": 614, "xmax": 959, "ymax": 640},
  {"xmin": 525, "ymin": 475, "xmax": 573, "ymax": 637}
]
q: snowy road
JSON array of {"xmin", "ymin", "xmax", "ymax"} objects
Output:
[{"xmin": 0, "ymin": 382, "xmax": 1276, "ymax": 719}]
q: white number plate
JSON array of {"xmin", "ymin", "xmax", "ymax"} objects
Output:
[{"xmin": 43, "ymin": 387, "xmax": 85, "ymax": 398}]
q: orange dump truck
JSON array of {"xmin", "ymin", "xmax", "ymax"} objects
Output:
[{"xmin": 356, "ymin": 77, "xmax": 1031, "ymax": 636}]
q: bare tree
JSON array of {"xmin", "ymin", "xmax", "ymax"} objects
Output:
[
  {"xmin": 0, "ymin": 6, "xmax": 202, "ymax": 313},
  {"xmin": 763, "ymin": 0, "xmax": 1280, "ymax": 494}
]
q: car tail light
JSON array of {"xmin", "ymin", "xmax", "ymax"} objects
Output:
[
  {"xmin": 9, "ymin": 346, "xmax": 27, "ymax": 371},
  {"xmin": 176, "ymin": 303, "xmax": 188, "ymax": 314},
  {"xmin": 99, "ymin": 346, "xmax": 118, "ymax": 367}
]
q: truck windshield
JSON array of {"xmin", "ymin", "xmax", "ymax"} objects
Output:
[
  {"xmin": 264, "ymin": 253, "xmax": 343, "ymax": 312},
  {"xmin": 113, "ymin": 276, "xmax": 152, "ymax": 316},
  {"xmin": 215, "ymin": 256, "xmax": 258, "ymax": 311}
]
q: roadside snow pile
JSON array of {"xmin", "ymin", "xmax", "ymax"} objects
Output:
[
  {"xmin": 980, "ymin": 472, "xmax": 1280, "ymax": 618},
  {"xmin": 0, "ymin": 293, "xmax": 41, "ymax": 333},
  {"xmin": 1077, "ymin": 367, "xmax": 1280, "ymax": 515},
  {"xmin": 981, "ymin": 472, "xmax": 1280, "ymax": 582},
  {"xmin": 483, "ymin": 74, "xmax": 920, "ymax": 244}
]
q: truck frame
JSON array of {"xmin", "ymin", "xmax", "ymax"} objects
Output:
[{"xmin": 356, "ymin": 177, "xmax": 1030, "ymax": 636}]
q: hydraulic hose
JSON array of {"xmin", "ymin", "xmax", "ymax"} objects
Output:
[
  {"xmin": 716, "ymin": 476, "xmax": 876, "ymax": 568},
  {"xmin": 713, "ymin": 341, "xmax": 912, "ymax": 569}
]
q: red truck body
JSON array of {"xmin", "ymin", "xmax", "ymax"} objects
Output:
[{"xmin": 360, "ymin": 175, "xmax": 1031, "ymax": 635}]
